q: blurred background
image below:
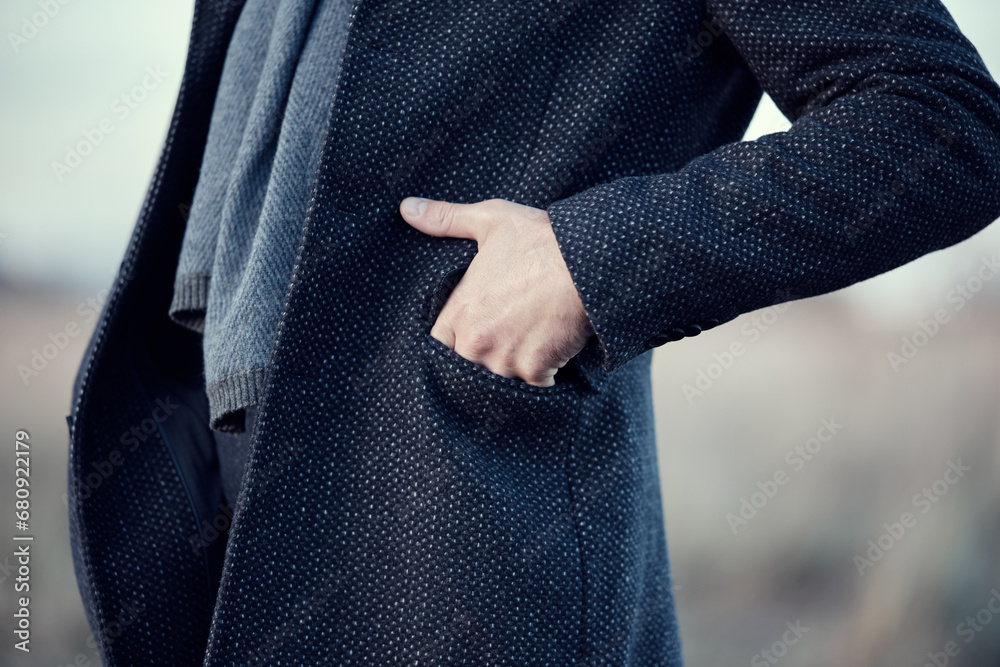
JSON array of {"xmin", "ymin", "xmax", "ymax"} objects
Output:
[{"xmin": 1, "ymin": 0, "xmax": 998, "ymax": 665}]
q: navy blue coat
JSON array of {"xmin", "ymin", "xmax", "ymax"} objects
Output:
[{"xmin": 67, "ymin": 0, "xmax": 1000, "ymax": 664}]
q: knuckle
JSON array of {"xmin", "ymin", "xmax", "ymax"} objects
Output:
[
  {"xmin": 517, "ymin": 354, "xmax": 554, "ymax": 386},
  {"xmin": 492, "ymin": 349, "xmax": 519, "ymax": 379},
  {"xmin": 433, "ymin": 204, "xmax": 454, "ymax": 234},
  {"xmin": 499, "ymin": 349, "xmax": 518, "ymax": 372},
  {"xmin": 521, "ymin": 369, "xmax": 553, "ymax": 387},
  {"xmin": 463, "ymin": 324, "xmax": 498, "ymax": 356},
  {"xmin": 496, "ymin": 364, "xmax": 519, "ymax": 380},
  {"xmin": 482, "ymin": 198, "xmax": 510, "ymax": 222}
]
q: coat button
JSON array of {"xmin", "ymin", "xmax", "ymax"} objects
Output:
[
  {"xmin": 666, "ymin": 327, "xmax": 686, "ymax": 341},
  {"xmin": 646, "ymin": 327, "xmax": 687, "ymax": 349},
  {"xmin": 683, "ymin": 324, "xmax": 702, "ymax": 337},
  {"xmin": 645, "ymin": 333, "xmax": 672, "ymax": 349}
]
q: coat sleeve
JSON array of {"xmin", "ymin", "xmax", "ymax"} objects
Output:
[{"xmin": 544, "ymin": 0, "xmax": 1000, "ymax": 374}]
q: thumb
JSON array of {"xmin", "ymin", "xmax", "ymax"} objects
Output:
[{"xmin": 399, "ymin": 197, "xmax": 491, "ymax": 241}]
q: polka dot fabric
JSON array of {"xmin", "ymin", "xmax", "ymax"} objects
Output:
[{"xmin": 67, "ymin": 0, "xmax": 1000, "ymax": 665}]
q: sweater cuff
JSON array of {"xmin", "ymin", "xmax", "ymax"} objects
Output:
[
  {"xmin": 207, "ymin": 367, "xmax": 268, "ymax": 433},
  {"xmin": 168, "ymin": 273, "xmax": 211, "ymax": 334}
]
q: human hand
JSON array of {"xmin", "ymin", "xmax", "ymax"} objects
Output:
[{"xmin": 400, "ymin": 197, "xmax": 594, "ymax": 387}]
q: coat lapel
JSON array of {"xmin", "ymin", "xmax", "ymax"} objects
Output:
[{"xmin": 201, "ymin": 1, "xmax": 607, "ymax": 662}]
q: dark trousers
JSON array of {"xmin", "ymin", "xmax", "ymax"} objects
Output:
[{"xmin": 210, "ymin": 404, "xmax": 256, "ymax": 508}]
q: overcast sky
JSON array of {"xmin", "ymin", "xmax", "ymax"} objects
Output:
[{"xmin": 1, "ymin": 0, "xmax": 998, "ymax": 326}]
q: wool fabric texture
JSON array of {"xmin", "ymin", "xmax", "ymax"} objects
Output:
[
  {"xmin": 66, "ymin": 0, "xmax": 1000, "ymax": 665},
  {"xmin": 169, "ymin": 0, "xmax": 353, "ymax": 433}
]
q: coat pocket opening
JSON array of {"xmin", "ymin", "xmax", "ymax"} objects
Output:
[{"xmin": 419, "ymin": 264, "xmax": 586, "ymax": 393}]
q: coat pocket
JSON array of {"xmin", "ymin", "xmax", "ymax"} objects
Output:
[{"xmin": 416, "ymin": 264, "xmax": 588, "ymax": 401}]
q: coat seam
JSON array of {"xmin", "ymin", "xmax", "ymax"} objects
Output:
[{"xmin": 564, "ymin": 392, "xmax": 591, "ymax": 663}]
